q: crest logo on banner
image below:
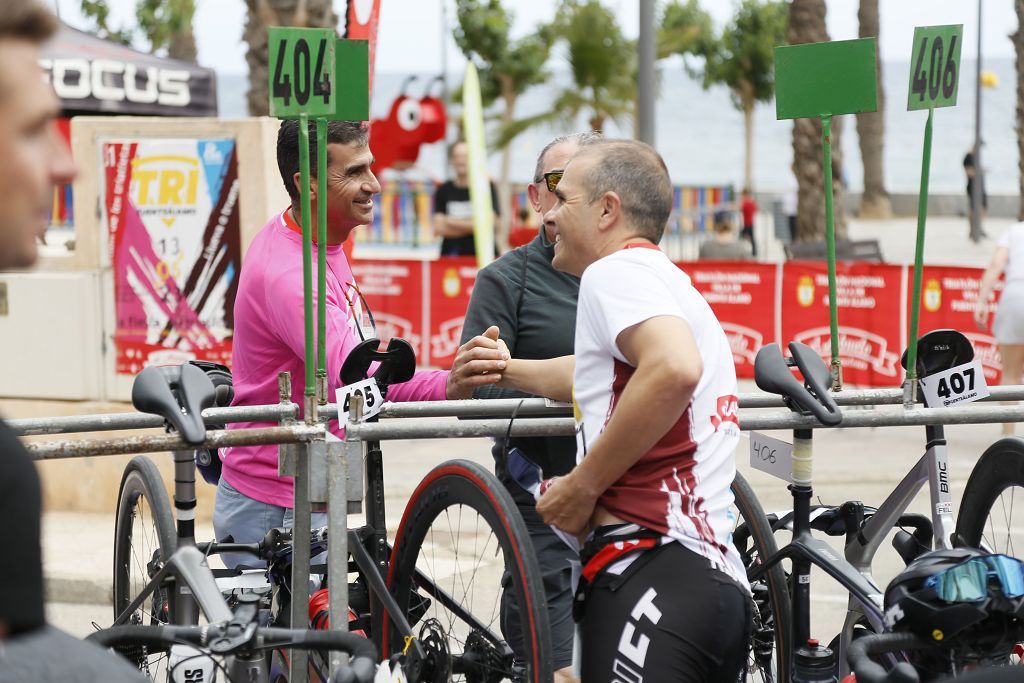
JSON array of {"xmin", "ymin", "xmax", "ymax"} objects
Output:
[{"xmin": 797, "ymin": 275, "xmax": 815, "ymax": 307}]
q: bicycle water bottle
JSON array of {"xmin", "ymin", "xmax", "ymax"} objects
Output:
[
  {"xmin": 792, "ymin": 639, "xmax": 838, "ymax": 683},
  {"xmin": 168, "ymin": 644, "xmax": 217, "ymax": 683}
]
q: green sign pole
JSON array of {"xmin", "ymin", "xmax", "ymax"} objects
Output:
[
  {"xmin": 297, "ymin": 115, "xmax": 316, "ymax": 401},
  {"xmin": 316, "ymin": 117, "xmax": 328, "ymax": 402},
  {"xmin": 775, "ymin": 38, "xmax": 878, "ymax": 390},
  {"xmin": 820, "ymin": 114, "xmax": 841, "ymax": 381},
  {"xmin": 904, "ymin": 25, "xmax": 963, "ymax": 404}
]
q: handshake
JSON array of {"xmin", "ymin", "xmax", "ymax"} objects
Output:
[{"xmin": 444, "ymin": 325, "xmax": 510, "ymax": 400}]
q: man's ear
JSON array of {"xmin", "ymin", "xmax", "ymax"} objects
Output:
[
  {"xmin": 597, "ymin": 191, "xmax": 621, "ymax": 232},
  {"xmin": 291, "ymin": 171, "xmax": 318, "ymax": 202},
  {"xmin": 527, "ymin": 182, "xmax": 541, "ymax": 213}
]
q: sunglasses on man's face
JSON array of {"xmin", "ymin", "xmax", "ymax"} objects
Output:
[{"xmin": 539, "ymin": 169, "xmax": 564, "ymax": 193}]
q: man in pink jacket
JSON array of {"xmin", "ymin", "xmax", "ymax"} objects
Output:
[{"xmin": 214, "ymin": 120, "xmax": 508, "ymax": 565}]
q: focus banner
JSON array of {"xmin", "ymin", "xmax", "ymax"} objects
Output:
[{"xmin": 426, "ymin": 258, "xmax": 477, "ymax": 368}]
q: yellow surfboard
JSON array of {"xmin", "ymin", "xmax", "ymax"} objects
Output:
[{"xmin": 461, "ymin": 62, "xmax": 495, "ymax": 269}]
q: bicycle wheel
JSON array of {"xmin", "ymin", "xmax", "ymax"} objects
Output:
[
  {"xmin": 384, "ymin": 459, "xmax": 553, "ymax": 683},
  {"xmin": 955, "ymin": 437, "xmax": 1024, "ymax": 556},
  {"xmin": 731, "ymin": 471, "xmax": 792, "ymax": 683},
  {"xmin": 112, "ymin": 455, "xmax": 177, "ymax": 677}
]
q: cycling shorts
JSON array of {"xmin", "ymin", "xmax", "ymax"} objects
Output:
[{"xmin": 578, "ymin": 528, "xmax": 752, "ymax": 683}]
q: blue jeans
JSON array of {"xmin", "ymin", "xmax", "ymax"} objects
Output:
[{"xmin": 213, "ymin": 477, "xmax": 328, "ymax": 569}]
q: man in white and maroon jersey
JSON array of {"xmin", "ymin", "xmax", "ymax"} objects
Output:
[{"xmin": 495, "ymin": 139, "xmax": 752, "ymax": 682}]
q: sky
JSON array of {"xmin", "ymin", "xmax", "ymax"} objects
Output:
[{"xmin": 47, "ymin": 0, "xmax": 1019, "ymax": 76}]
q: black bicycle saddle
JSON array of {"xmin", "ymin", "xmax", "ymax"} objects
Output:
[
  {"xmin": 340, "ymin": 338, "xmax": 417, "ymax": 396},
  {"xmin": 131, "ymin": 363, "xmax": 216, "ymax": 446},
  {"xmin": 754, "ymin": 342, "xmax": 842, "ymax": 426},
  {"xmin": 900, "ymin": 329, "xmax": 974, "ymax": 378}
]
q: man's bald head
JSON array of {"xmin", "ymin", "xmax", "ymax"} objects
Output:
[{"xmin": 571, "ymin": 140, "xmax": 673, "ymax": 243}]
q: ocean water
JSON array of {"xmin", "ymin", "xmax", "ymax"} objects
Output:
[{"xmin": 218, "ymin": 57, "xmax": 1018, "ymax": 195}]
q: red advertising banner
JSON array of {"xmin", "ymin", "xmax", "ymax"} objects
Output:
[
  {"xmin": 681, "ymin": 261, "xmax": 779, "ymax": 379},
  {"xmin": 910, "ymin": 266, "xmax": 1003, "ymax": 383},
  {"xmin": 425, "ymin": 258, "xmax": 477, "ymax": 368},
  {"xmin": 351, "ymin": 260, "xmax": 425, "ymax": 361},
  {"xmin": 780, "ymin": 262, "xmax": 906, "ymax": 387}
]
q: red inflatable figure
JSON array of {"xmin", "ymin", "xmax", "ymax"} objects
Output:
[{"xmin": 370, "ymin": 76, "xmax": 447, "ymax": 174}]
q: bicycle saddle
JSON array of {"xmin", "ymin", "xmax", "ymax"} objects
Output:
[
  {"xmin": 754, "ymin": 342, "xmax": 842, "ymax": 426},
  {"xmin": 900, "ymin": 329, "xmax": 974, "ymax": 378},
  {"xmin": 131, "ymin": 363, "xmax": 216, "ymax": 446},
  {"xmin": 340, "ymin": 338, "xmax": 416, "ymax": 394}
]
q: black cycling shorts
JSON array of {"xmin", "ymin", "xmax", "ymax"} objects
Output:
[{"xmin": 579, "ymin": 538, "xmax": 752, "ymax": 683}]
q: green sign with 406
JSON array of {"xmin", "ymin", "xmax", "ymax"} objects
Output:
[{"xmin": 907, "ymin": 24, "xmax": 963, "ymax": 111}]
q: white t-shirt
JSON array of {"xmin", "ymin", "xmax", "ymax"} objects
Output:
[
  {"xmin": 998, "ymin": 222, "xmax": 1024, "ymax": 283},
  {"xmin": 573, "ymin": 246, "xmax": 748, "ymax": 588}
]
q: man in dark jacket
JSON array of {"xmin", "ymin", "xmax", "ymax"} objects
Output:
[
  {"xmin": 460, "ymin": 132, "xmax": 601, "ymax": 682},
  {"xmin": 0, "ymin": 2, "xmax": 146, "ymax": 680}
]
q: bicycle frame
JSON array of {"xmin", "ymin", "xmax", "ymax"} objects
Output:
[{"xmin": 750, "ymin": 418, "xmax": 958, "ymax": 678}]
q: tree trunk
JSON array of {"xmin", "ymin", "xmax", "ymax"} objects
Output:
[
  {"xmin": 855, "ymin": 0, "xmax": 890, "ymax": 218},
  {"xmin": 497, "ymin": 77, "xmax": 516, "ymax": 253},
  {"xmin": 743, "ymin": 97, "xmax": 754, "ymax": 192},
  {"xmin": 168, "ymin": 30, "xmax": 197, "ymax": 63},
  {"xmin": 1016, "ymin": 2, "xmax": 1024, "ymax": 220},
  {"xmin": 789, "ymin": 0, "xmax": 848, "ymax": 242},
  {"xmin": 244, "ymin": 0, "xmax": 336, "ymax": 116}
]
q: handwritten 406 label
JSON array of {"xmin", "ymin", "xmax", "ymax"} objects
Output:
[
  {"xmin": 749, "ymin": 432, "xmax": 794, "ymax": 484},
  {"xmin": 907, "ymin": 24, "xmax": 963, "ymax": 111},
  {"xmin": 336, "ymin": 377, "xmax": 384, "ymax": 422},
  {"xmin": 919, "ymin": 359, "xmax": 989, "ymax": 408}
]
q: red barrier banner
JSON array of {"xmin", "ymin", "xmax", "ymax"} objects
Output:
[
  {"xmin": 681, "ymin": 261, "xmax": 779, "ymax": 379},
  {"xmin": 351, "ymin": 260, "xmax": 425, "ymax": 361},
  {"xmin": 910, "ymin": 266, "xmax": 1003, "ymax": 383},
  {"xmin": 426, "ymin": 258, "xmax": 477, "ymax": 368},
  {"xmin": 780, "ymin": 262, "xmax": 906, "ymax": 386}
]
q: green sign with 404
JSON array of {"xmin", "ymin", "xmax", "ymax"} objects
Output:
[
  {"xmin": 907, "ymin": 24, "xmax": 963, "ymax": 111},
  {"xmin": 267, "ymin": 28, "xmax": 369, "ymax": 120}
]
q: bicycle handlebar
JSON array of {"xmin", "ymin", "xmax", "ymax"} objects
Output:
[
  {"xmin": 88, "ymin": 624, "xmax": 377, "ymax": 683},
  {"xmin": 847, "ymin": 631, "xmax": 926, "ymax": 683}
]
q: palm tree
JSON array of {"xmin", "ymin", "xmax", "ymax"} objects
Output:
[
  {"xmin": 696, "ymin": 0, "xmax": 787, "ymax": 194},
  {"xmin": 789, "ymin": 0, "xmax": 848, "ymax": 242},
  {"xmin": 856, "ymin": 0, "xmax": 891, "ymax": 218},
  {"xmin": 243, "ymin": 0, "xmax": 336, "ymax": 116},
  {"xmin": 454, "ymin": 0, "xmax": 552, "ymax": 251},
  {"xmin": 497, "ymin": 0, "xmax": 635, "ymax": 144}
]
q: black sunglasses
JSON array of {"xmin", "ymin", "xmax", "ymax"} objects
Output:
[{"xmin": 537, "ymin": 169, "xmax": 564, "ymax": 193}]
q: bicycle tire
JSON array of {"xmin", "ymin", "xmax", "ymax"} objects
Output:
[
  {"xmin": 955, "ymin": 437, "xmax": 1024, "ymax": 556},
  {"xmin": 112, "ymin": 455, "xmax": 177, "ymax": 677},
  {"xmin": 731, "ymin": 471, "xmax": 792, "ymax": 683},
  {"xmin": 383, "ymin": 459, "xmax": 553, "ymax": 683}
]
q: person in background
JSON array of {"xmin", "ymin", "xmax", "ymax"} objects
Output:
[
  {"xmin": 460, "ymin": 131, "xmax": 601, "ymax": 682},
  {"xmin": 739, "ymin": 187, "xmax": 758, "ymax": 256},
  {"xmin": 964, "ymin": 146, "xmax": 988, "ymax": 242},
  {"xmin": 699, "ymin": 209, "xmax": 753, "ymax": 260},
  {"xmin": 975, "ymin": 221, "xmax": 1024, "ymax": 435},
  {"xmin": 0, "ymin": 2, "xmax": 146, "ymax": 680},
  {"xmin": 432, "ymin": 139, "xmax": 500, "ymax": 257}
]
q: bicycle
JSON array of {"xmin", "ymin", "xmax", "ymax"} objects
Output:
[
  {"xmin": 110, "ymin": 341, "xmax": 553, "ymax": 682},
  {"xmin": 730, "ymin": 329, "xmax": 1010, "ymax": 681}
]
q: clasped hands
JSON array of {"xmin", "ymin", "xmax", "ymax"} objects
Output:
[{"xmin": 445, "ymin": 325, "xmax": 510, "ymax": 399}]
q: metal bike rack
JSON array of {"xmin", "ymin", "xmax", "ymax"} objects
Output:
[{"xmin": 16, "ymin": 382, "xmax": 1024, "ymax": 679}]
